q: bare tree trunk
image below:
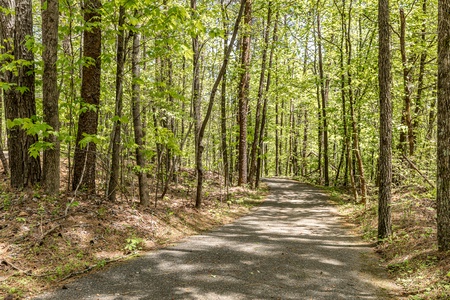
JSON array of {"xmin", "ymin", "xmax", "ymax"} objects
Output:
[
  {"xmin": 130, "ymin": 28, "xmax": 149, "ymax": 206},
  {"xmin": 194, "ymin": 0, "xmax": 245, "ymax": 207},
  {"xmin": 249, "ymin": 4, "xmax": 271, "ymax": 186},
  {"xmin": 0, "ymin": 90, "xmax": 8, "ymax": 175},
  {"xmin": 42, "ymin": 0, "xmax": 60, "ymax": 195},
  {"xmin": 399, "ymin": 8, "xmax": 414, "ymax": 156},
  {"xmin": 256, "ymin": 10, "xmax": 278, "ymax": 188},
  {"xmin": 317, "ymin": 12, "xmax": 329, "ymax": 186},
  {"xmin": 107, "ymin": 5, "xmax": 126, "ymax": 201},
  {"xmin": 1, "ymin": 0, "xmax": 42, "ymax": 189},
  {"xmin": 437, "ymin": 0, "xmax": 450, "ymax": 251},
  {"xmin": 220, "ymin": 0, "xmax": 230, "ymax": 188},
  {"xmin": 73, "ymin": 0, "xmax": 102, "ymax": 193},
  {"xmin": 378, "ymin": 0, "xmax": 393, "ymax": 240},
  {"xmin": 237, "ymin": 0, "xmax": 252, "ymax": 186}
]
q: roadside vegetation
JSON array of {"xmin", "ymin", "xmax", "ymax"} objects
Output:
[
  {"xmin": 0, "ymin": 171, "xmax": 267, "ymax": 299},
  {"xmin": 329, "ymin": 182, "xmax": 450, "ymax": 299}
]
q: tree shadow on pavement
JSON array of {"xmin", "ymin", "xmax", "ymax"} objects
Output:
[{"xmin": 33, "ymin": 178, "xmax": 400, "ymax": 300}]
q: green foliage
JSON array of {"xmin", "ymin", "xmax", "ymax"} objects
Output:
[{"xmin": 124, "ymin": 237, "xmax": 143, "ymax": 252}]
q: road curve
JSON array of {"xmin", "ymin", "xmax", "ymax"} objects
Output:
[{"xmin": 33, "ymin": 178, "xmax": 400, "ymax": 300}]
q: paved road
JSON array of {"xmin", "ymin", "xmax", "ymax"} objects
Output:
[{"xmin": 33, "ymin": 178, "xmax": 399, "ymax": 300}]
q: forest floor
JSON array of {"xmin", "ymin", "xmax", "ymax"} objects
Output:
[
  {"xmin": 0, "ymin": 169, "xmax": 268, "ymax": 300},
  {"xmin": 330, "ymin": 183, "xmax": 450, "ymax": 299}
]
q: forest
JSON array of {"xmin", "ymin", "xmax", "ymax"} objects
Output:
[{"xmin": 1, "ymin": 0, "xmax": 450, "ymax": 298}]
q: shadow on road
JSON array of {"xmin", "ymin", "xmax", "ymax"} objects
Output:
[{"xmin": 34, "ymin": 178, "xmax": 399, "ymax": 300}]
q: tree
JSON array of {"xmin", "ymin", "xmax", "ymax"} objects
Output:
[
  {"xmin": 107, "ymin": 5, "xmax": 126, "ymax": 201},
  {"xmin": 0, "ymin": 0, "xmax": 41, "ymax": 189},
  {"xmin": 73, "ymin": 0, "xmax": 102, "ymax": 192},
  {"xmin": 42, "ymin": 0, "xmax": 60, "ymax": 195},
  {"xmin": 131, "ymin": 26, "xmax": 150, "ymax": 207},
  {"xmin": 378, "ymin": 0, "xmax": 393, "ymax": 240},
  {"xmin": 437, "ymin": 0, "xmax": 450, "ymax": 251},
  {"xmin": 193, "ymin": 0, "xmax": 245, "ymax": 207},
  {"xmin": 237, "ymin": 0, "xmax": 252, "ymax": 186}
]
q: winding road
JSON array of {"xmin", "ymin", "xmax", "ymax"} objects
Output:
[{"xmin": 33, "ymin": 178, "xmax": 400, "ymax": 300}]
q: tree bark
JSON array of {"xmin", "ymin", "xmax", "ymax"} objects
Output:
[
  {"xmin": 73, "ymin": 0, "xmax": 102, "ymax": 193},
  {"xmin": 42, "ymin": 0, "xmax": 60, "ymax": 195},
  {"xmin": 317, "ymin": 12, "xmax": 329, "ymax": 186},
  {"xmin": 131, "ymin": 28, "xmax": 149, "ymax": 206},
  {"xmin": 237, "ymin": 0, "xmax": 252, "ymax": 186},
  {"xmin": 107, "ymin": 5, "xmax": 126, "ymax": 201},
  {"xmin": 1, "ymin": 0, "xmax": 42, "ymax": 189},
  {"xmin": 437, "ymin": 0, "xmax": 450, "ymax": 251},
  {"xmin": 378, "ymin": 0, "xmax": 393, "ymax": 240},
  {"xmin": 194, "ymin": 0, "xmax": 245, "ymax": 207},
  {"xmin": 399, "ymin": 8, "xmax": 414, "ymax": 156},
  {"xmin": 248, "ymin": 4, "xmax": 271, "ymax": 186}
]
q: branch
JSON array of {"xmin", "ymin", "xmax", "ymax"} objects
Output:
[{"xmin": 402, "ymin": 154, "xmax": 435, "ymax": 189}]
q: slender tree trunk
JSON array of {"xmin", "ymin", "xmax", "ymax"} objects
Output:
[
  {"xmin": 378, "ymin": 0, "xmax": 393, "ymax": 240},
  {"xmin": 220, "ymin": 0, "xmax": 230, "ymax": 188},
  {"xmin": 399, "ymin": 8, "xmax": 414, "ymax": 156},
  {"xmin": 413, "ymin": 0, "xmax": 428, "ymax": 149},
  {"xmin": 346, "ymin": 0, "xmax": 367, "ymax": 203},
  {"xmin": 130, "ymin": 28, "xmax": 149, "ymax": 206},
  {"xmin": 237, "ymin": 0, "xmax": 252, "ymax": 186},
  {"xmin": 42, "ymin": 0, "xmax": 60, "ymax": 194},
  {"xmin": 107, "ymin": 5, "xmax": 126, "ymax": 201},
  {"xmin": 194, "ymin": 0, "xmax": 245, "ymax": 207},
  {"xmin": 249, "ymin": 4, "xmax": 271, "ymax": 186},
  {"xmin": 0, "ymin": 90, "xmax": 7, "ymax": 174},
  {"xmin": 73, "ymin": 0, "xmax": 102, "ymax": 192},
  {"xmin": 317, "ymin": 12, "xmax": 329, "ymax": 186}
]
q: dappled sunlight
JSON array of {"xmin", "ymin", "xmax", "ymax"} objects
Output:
[{"xmin": 34, "ymin": 178, "xmax": 396, "ymax": 300}]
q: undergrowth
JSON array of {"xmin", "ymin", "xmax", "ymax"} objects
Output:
[
  {"xmin": 0, "ymin": 171, "xmax": 268, "ymax": 300},
  {"xmin": 330, "ymin": 184, "xmax": 450, "ymax": 300}
]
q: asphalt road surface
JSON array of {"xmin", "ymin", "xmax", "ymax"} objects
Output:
[{"xmin": 33, "ymin": 178, "xmax": 400, "ymax": 300}]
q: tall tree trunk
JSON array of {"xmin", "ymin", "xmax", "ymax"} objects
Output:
[
  {"xmin": 73, "ymin": 0, "xmax": 102, "ymax": 193},
  {"xmin": 131, "ymin": 28, "xmax": 149, "ymax": 207},
  {"xmin": 1, "ymin": 0, "xmax": 42, "ymax": 189},
  {"xmin": 317, "ymin": 12, "xmax": 329, "ymax": 186},
  {"xmin": 346, "ymin": 0, "xmax": 367, "ymax": 203},
  {"xmin": 413, "ymin": 0, "xmax": 427, "ymax": 149},
  {"xmin": 249, "ymin": 4, "xmax": 271, "ymax": 186},
  {"xmin": 107, "ymin": 5, "xmax": 126, "ymax": 201},
  {"xmin": 0, "ymin": 90, "xmax": 8, "ymax": 174},
  {"xmin": 220, "ymin": 0, "xmax": 230, "ymax": 187},
  {"xmin": 42, "ymin": 0, "xmax": 60, "ymax": 195},
  {"xmin": 256, "ymin": 10, "xmax": 278, "ymax": 188},
  {"xmin": 399, "ymin": 8, "xmax": 414, "ymax": 156},
  {"xmin": 437, "ymin": 0, "xmax": 450, "ymax": 251},
  {"xmin": 378, "ymin": 0, "xmax": 393, "ymax": 240},
  {"xmin": 194, "ymin": 0, "xmax": 245, "ymax": 207},
  {"xmin": 237, "ymin": 0, "xmax": 252, "ymax": 186}
]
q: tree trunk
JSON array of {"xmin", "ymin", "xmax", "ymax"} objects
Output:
[
  {"xmin": 237, "ymin": 0, "xmax": 252, "ymax": 186},
  {"xmin": 378, "ymin": 0, "xmax": 393, "ymax": 240},
  {"xmin": 107, "ymin": 5, "xmax": 126, "ymax": 201},
  {"xmin": 42, "ymin": 0, "xmax": 60, "ymax": 195},
  {"xmin": 256, "ymin": 10, "xmax": 278, "ymax": 187},
  {"xmin": 248, "ymin": 4, "xmax": 271, "ymax": 186},
  {"xmin": 317, "ymin": 12, "xmax": 329, "ymax": 186},
  {"xmin": 1, "ymin": 0, "xmax": 42, "ymax": 189},
  {"xmin": 437, "ymin": 0, "xmax": 450, "ymax": 251},
  {"xmin": 194, "ymin": 0, "xmax": 245, "ymax": 207},
  {"xmin": 73, "ymin": 0, "xmax": 102, "ymax": 193},
  {"xmin": 399, "ymin": 8, "xmax": 414, "ymax": 156},
  {"xmin": 220, "ymin": 0, "xmax": 230, "ymax": 188},
  {"xmin": 131, "ymin": 29, "xmax": 149, "ymax": 207}
]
